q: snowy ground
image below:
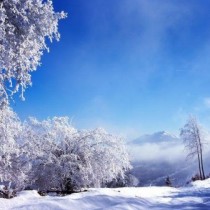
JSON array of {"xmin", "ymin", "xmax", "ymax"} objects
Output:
[{"xmin": 1, "ymin": 179, "xmax": 210, "ymax": 210}]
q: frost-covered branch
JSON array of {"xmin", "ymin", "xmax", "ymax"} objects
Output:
[{"xmin": 0, "ymin": 0, "xmax": 67, "ymax": 107}]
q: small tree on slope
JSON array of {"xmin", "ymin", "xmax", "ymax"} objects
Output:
[{"xmin": 180, "ymin": 116, "xmax": 205, "ymax": 180}]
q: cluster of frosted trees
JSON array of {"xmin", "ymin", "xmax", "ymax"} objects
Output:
[{"xmin": 0, "ymin": 107, "xmax": 131, "ymax": 192}]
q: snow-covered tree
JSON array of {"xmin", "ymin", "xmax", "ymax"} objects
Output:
[
  {"xmin": 81, "ymin": 128, "xmax": 131, "ymax": 188},
  {"xmin": 180, "ymin": 116, "xmax": 206, "ymax": 180},
  {"xmin": 23, "ymin": 117, "xmax": 83, "ymax": 191},
  {"xmin": 0, "ymin": 0, "xmax": 66, "ymax": 107},
  {"xmin": 0, "ymin": 106, "xmax": 28, "ymax": 190},
  {"xmin": 23, "ymin": 117, "xmax": 131, "ymax": 192}
]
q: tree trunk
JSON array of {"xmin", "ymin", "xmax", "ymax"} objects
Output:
[
  {"xmin": 197, "ymin": 130, "xmax": 205, "ymax": 180},
  {"xmin": 199, "ymin": 146, "xmax": 205, "ymax": 180},
  {"xmin": 196, "ymin": 144, "xmax": 202, "ymax": 180}
]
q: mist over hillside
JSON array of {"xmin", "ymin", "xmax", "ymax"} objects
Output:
[
  {"xmin": 128, "ymin": 131, "xmax": 210, "ymax": 187},
  {"xmin": 128, "ymin": 131, "xmax": 184, "ymax": 163}
]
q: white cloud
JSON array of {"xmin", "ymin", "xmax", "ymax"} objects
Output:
[
  {"xmin": 128, "ymin": 130, "xmax": 210, "ymax": 164},
  {"xmin": 128, "ymin": 141, "xmax": 185, "ymax": 163}
]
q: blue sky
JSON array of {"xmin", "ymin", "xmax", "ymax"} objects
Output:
[{"xmin": 12, "ymin": 0, "xmax": 210, "ymax": 138}]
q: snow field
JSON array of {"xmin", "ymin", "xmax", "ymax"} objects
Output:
[{"xmin": 1, "ymin": 178, "xmax": 210, "ymax": 210}]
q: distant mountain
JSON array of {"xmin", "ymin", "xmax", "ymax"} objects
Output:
[{"xmin": 129, "ymin": 131, "xmax": 179, "ymax": 145}]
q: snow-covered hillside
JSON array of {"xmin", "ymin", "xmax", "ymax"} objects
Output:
[{"xmin": 1, "ymin": 179, "xmax": 210, "ymax": 210}]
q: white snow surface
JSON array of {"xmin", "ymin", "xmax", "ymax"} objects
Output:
[{"xmin": 1, "ymin": 179, "xmax": 210, "ymax": 210}]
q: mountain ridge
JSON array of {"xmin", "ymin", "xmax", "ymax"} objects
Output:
[{"xmin": 129, "ymin": 131, "xmax": 180, "ymax": 145}]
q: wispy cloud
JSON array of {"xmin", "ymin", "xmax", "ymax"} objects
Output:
[{"xmin": 204, "ymin": 97, "xmax": 210, "ymax": 109}]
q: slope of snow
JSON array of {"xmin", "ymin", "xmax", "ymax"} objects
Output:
[
  {"xmin": 1, "ymin": 179, "xmax": 210, "ymax": 210},
  {"xmin": 190, "ymin": 178, "xmax": 210, "ymax": 188}
]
